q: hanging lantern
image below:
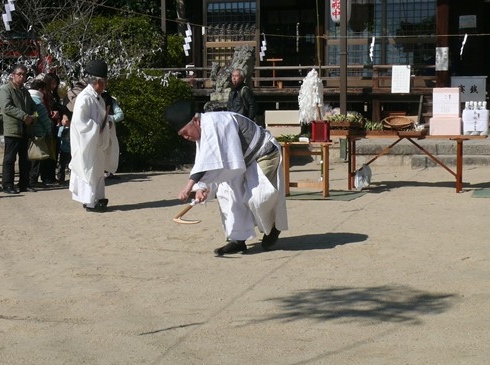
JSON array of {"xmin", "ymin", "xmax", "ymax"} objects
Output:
[{"xmin": 330, "ymin": 0, "xmax": 351, "ymax": 24}]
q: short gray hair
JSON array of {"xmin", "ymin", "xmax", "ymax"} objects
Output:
[
  {"xmin": 233, "ymin": 69, "xmax": 245, "ymax": 79},
  {"xmin": 11, "ymin": 64, "xmax": 27, "ymax": 75},
  {"xmin": 87, "ymin": 75, "xmax": 104, "ymax": 86}
]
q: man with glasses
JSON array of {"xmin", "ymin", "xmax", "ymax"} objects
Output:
[
  {"xmin": 0, "ymin": 64, "xmax": 38, "ymax": 194},
  {"xmin": 68, "ymin": 60, "xmax": 119, "ymax": 212}
]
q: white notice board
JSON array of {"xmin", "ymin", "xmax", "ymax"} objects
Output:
[
  {"xmin": 432, "ymin": 88, "xmax": 460, "ymax": 116},
  {"xmin": 391, "ymin": 65, "xmax": 411, "ymax": 93}
]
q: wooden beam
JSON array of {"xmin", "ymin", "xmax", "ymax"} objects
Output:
[{"xmin": 436, "ymin": 0, "xmax": 450, "ymax": 87}]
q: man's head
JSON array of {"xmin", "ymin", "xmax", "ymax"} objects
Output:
[
  {"xmin": 230, "ymin": 69, "xmax": 245, "ymax": 88},
  {"xmin": 10, "ymin": 64, "xmax": 28, "ymax": 88},
  {"xmin": 177, "ymin": 114, "xmax": 201, "ymax": 142},
  {"xmin": 85, "ymin": 60, "xmax": 108, "ymax": 78},
  {"xmin": 29, "ymin": 79, "xmax": 47, "ymax": 93},
  {"xmin": 164, "ymin": 101, "xmax": 200, "ymax": 136},
  {"xmin": 85, "ymin": 60, "xmax": 108, "ymax": 94}
]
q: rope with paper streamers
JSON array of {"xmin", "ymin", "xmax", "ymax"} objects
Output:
[
  {"xmin": 40, "ymin": 1, "xmax": 490, "ymax": 43},
  {"xmin": 259, "ymin": 33, "xmax": 267, "ymax": 61},
  {"xmin": 183, "ymin": 23, "xmax": 192, "ymax": 57},
  {"xmin": 369, "ymin": 36, "xmax": 375, "ymax": 62},
  {"xmin": 298, "ymin": 69, "xmax": 323, "ymax": 125},
  {"xmin": 2, "ymin": 0, "xmax": 15, "ymax": 31}
]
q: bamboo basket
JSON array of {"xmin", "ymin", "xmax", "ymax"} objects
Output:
[{"xmin": 381, "ymin": 116, "xmax": 414, "ymax": 131}]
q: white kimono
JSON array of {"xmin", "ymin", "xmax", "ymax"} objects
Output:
[
  {"xmin": 191, "ymin": 112, "xmax": 288, "ymax": 241},
  {"xmin": 69, "ymin": 84, "xmax": 119, "ymax": 207}
]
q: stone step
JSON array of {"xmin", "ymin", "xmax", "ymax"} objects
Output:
[
  {"xmin": 329, "ymin": 137, "xmax": 490, "ymax": 167},
  {"xmin": 411, "ymin": 155, "xmax": 490, "ymax": 168},
  {"xmin": 354, "ymin": 138, "xmax": 490, "ymax": 155}
]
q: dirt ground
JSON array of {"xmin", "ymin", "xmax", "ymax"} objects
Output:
[{"xmin": 1, "ymin": 151, "xmax": 490, "ymax": 365}]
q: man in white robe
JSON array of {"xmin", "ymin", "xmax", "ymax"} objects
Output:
[
  {"xmin": 167, "ymin": 102, "xmax": 288, "ymax": 255},
  {"xmin": 69, "ymin": 60, "xmax": 119, "ymax": 212}
]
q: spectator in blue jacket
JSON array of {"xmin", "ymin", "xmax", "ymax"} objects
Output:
[{"xmin": 28, "ymin": 79, "xmax": 54, "ymax": 187}]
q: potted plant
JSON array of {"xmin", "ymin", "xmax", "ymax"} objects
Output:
[{"xmin": 327, "ymin": 112, "xmax": 365, "ymax": 129}]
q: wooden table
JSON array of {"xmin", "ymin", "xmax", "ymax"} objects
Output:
[
  {"xmin": 345, "ymin": 133, "xmax": 488, "ymax": 193},
  {"xmin": 280, "ymin": 142, "xmax": 331, "ymax": 197}
]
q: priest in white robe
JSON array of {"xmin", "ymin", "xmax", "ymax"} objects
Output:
[
  {"xmin": 167, "ymin": 102, "xmax": 288, "ymax": 255},
  {"xmin": 69, "ymin": 60, "xmax": 119, "ymax": 212}
]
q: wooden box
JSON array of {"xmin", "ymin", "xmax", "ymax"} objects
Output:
[
  {"xmin": 310, "ymin": 120, "xmax": 330, "ymax": 142},
  {"xmin": 429, "ymin": 117, "xmax": 462, "ymax": 135}
]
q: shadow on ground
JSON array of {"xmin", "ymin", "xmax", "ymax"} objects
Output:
[
  {"xmin": 367, "ymin": 180, "xmax": 459, "ymax": 192},
  {"xmin": 247, "ymin": 232, "xmax": 368, "ymax": 254},
  {"xmin": 109, "ymin": 198, "xmax": 183, "ymax": 211},
  {"xmin": 104, "ymin": 171, "xmax": 173, "ymax": 186},
  {"xmin": 252, "ymin": 285, "xmax": 456, "ymax": 326},
  {"xmin": 242, "ymin": 284, "xmax": 457, "ymax": 365}
]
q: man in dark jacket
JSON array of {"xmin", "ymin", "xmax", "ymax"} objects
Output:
[
  {"xmin": 0, "ymin": 64, "xmax": 38, "ymax": 194},
  {"xmin": 227, "ymin": 68, "xmax": 260, "ymax": 125}
]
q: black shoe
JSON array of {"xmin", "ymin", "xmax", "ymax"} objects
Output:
[
  {"xmin": 3, "ymin": 186, "xmax": 19, "ymax": 194},
  {"xmin": 19, "ymin": 186, "xmax": 36, "ymax": 193},
  {"xmin": 214, "ymin": 240, "xmax": 247, "ymax": 256},
  {"xmin": 261, "ymin": 226, "xmax": 281, "ymax": 251},
  {"xmin": 43, "ymin": 179, "xmax": 59, "ymax": 186},
  {"xmin": 83, "ymin": 198, "xmax": 108, "ymax": 211},
  {"xmin": 85, "ymin": 205, "xmax": 106, "ymax": 213}
]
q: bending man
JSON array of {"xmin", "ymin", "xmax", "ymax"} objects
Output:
[{"xmin": 168, "ymin": 102, "xmax": 288, "ymax": 255}]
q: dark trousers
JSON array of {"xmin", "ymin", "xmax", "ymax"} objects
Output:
[
  {"xmin": 40, "ymin": 158, "xmax": 57, "ymax": 182},
  {"xmin": 57, "ymin": 151, "xmax": 71, "ymax": 182},
  {"xmin": 29, "ymin": 160, "xmax": 41, "ymax": 184},
  {"xmin": 2, "ymin": 136, "xmax": 30, "ymax": 189},
  {"xmin": 40, "ymin": 132, "xmax": 59, "ymax": 183}
]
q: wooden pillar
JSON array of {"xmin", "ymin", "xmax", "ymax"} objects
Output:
[
  {"xmin": 340, "ymin": 0, "xmax": 348, "ymax": 115},
  {"xmin": 436, "ymin": 0, "xmax": 450, "ymax": 87}
]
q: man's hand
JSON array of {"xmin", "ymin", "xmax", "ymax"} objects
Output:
[
  {"xmin": 51, "ymin": 111, "xmax": 61, "ymax": 124},
  {"xmin": 179, "ymin": 179, "xmax": 196, "ymax": 201},
  {"xmin": 195, "ymin": 189, "xmax": 208, "ymax": 203},
  {"xmin": 24, "ymin": 115, "xmax": 34, "ymax": 125},
  {"xmin": 179, "ymin": 180, "xmax": 208, "ymax": 202},
  {"xmin": 178, "ymin": 188, "xmax": 190, "ymax": 201}
]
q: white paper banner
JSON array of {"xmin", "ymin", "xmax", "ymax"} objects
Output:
[
  {"xmin": 460, "ymin": 33, "xmax": 468, "ymax": 57},
  {"xmin": 369, "ymin": 36, "xmax": 375, "ymax": 62},
  {"xmin": 3, "ymin": 14, "xmax": 10, "ymax": 31},
  {"xmin": 4, "ymin": 5, "xmax": 11, "ymax": 21}
]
